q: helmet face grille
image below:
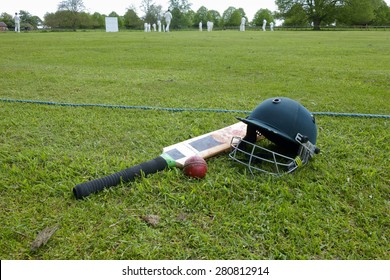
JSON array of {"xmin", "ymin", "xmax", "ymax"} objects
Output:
[
  {"xmin": 229, "ymin": 137, "xmax": 300, "ymax": 175},
  {"xmin": 229, "ymin": 135, "xmax": 317, "ymax": 176}
]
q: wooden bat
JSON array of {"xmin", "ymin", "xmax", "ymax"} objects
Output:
[{"xmin": 73, "ymin": 122, "xmax": 247, "ymax": 199}]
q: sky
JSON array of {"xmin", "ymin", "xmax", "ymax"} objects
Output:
[{"xmin": 2, "ymin": 0, "xmax": 279, "ymax": 21}]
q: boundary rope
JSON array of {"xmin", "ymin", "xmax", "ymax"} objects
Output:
[{"xmin": 1, "ymin": 98, "xmax": 389, "ymax": 119}]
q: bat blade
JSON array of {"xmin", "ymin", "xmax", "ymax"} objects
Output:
[
  {"xmin": 73, "ymin": 122, "xmax": 247, "ymax": 199},
  {"xmin": 162, "ymin": 122, "xmax": 247, "ymax": 167}
]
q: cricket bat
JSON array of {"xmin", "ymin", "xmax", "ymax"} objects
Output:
[{"xmin": 73, "ymin": 122, "xmax": 247, "ymax": 199}]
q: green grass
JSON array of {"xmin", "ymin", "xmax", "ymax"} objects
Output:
[{"xmin": 0, "ymin": 30, "xmax": 389, "ymax": 260}]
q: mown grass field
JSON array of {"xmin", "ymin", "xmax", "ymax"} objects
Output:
[{"xmin": 0, "ymin": 30, "xmax": 389, "ymax": 260}]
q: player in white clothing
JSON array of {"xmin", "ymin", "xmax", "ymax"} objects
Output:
[
  {"xmin": 14, "ymin": 13, "xmax": 20, "ymax": 32},
  {"xmin": 240, "ymin": 16, "xmax": 246, "ymax": 31},
  {"xmin": 164, "ymin": 10, "xmax": 172, "ymax": 32}
]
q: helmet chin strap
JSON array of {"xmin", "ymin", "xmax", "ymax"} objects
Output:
[{"xmin": 237, "ymin": 124, "xmax": 260, "ymax": 150}]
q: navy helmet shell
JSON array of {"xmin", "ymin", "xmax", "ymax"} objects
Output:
[{"xmin": 237, "ymin": 97, "xmax": 317, "ymax": 150}]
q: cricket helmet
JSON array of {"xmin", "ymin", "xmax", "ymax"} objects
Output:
[{"xmin": 229, "ymin": 97, "xmax": 320, "ymax": 175}]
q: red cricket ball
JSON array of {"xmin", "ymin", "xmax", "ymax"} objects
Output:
[{"xmin": 183, "ymin": 155, "xmax": 208, "ymax": 179}]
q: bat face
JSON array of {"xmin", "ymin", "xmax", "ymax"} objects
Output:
[{"xmin": 162, "ymin": 122, "xmax": 247, "ymax": 167}]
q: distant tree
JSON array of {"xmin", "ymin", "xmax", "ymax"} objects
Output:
[
  {"xmin": 281, "ymin": 3, "xmax": 308, "ymax": 26},
  {"xmin": 221, "ymin": 7, "xmax": 237, "ymax": 27},
  {"xmin": 58, "ymin": 0, "xmax": 85, "ymax": 12},
  {"xmin": 140, "ymin": 0, "xmax": 164, "ymax": 27},
  {"xmin": 90, "ymin": 12, "xmax": 105, "ymax": 29},
  {"xmin": 45, "ymin": 10, "xmax": 92, "ymax": 29},
  {"xmin": 206, "ymin": 10, "xmax": 222, "ymax": 27},
  {"xmin": 140, "ymin": 0, "xmax": 155, "ymax": 17},
  {"xmin": 231, "ymin": 8, "xmax": 244, "ymax": 26},
  {"xmin": 276, "ymin": 0, "xmax": 342, "ymax": 30},
  {"xmin": 77, "ymin": 12, "xmax": 93, "ymax": 29},
  {"xmin": 123, "ymin": 9, "xmax": 143, "ymax": 29},
  {"xmin": 168, "ymin": 0, "xmax": 192, "ymax": 29},
  {"xmin": 19, "ymin": 10, "xmax": 42, "ymax": 29},
  {"xmin": 44, "ymin": 10, "xmax": 74, "ymax": 29},
  {"xmin": 145, "ymin": 5, "xmax": 162, "ymax": 25},
  {"xmin": 194, "ymin": 6, "xmax": 208, "ymax": 26},
  {"xmin": 337, "ymin": 0, "xmax": 375, "ymax": 25},
  {"xmin": 168, "ymin": 0, "xmax": 192, "ymax": 12},
  {"xmin": 0, "ymin": 12, "xmax": 14, "ymax": 28},
  {"xmin": 253, "ymin": 9, "xmax": 275, "ymax": 27},
  {"xmin": 336, "ymin": 0, "xmax": 390, "ymax": 26},
  {"xmin": 170, "ymin": 7, "xmax": 183, "ymax": 29},
  {"xmin": 57, "ymin": 0, "xmax": 86, "ymax": 30},
  {"xmin": 372, "ymin": 0, "xmax": 390, "ymax": 25},
  {"xmin": 43, "ymin": 12, "xmax": 57, "ymax": 28},
  {"xmin": 185, "ymin": 9, "xmax": 196, "ymax": 27}
]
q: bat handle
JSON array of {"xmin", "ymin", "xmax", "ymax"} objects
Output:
[{"xmin": 73, "ymin": 156, "xmax": 169, "ymax": 199}]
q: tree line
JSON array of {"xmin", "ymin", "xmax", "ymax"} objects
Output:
[
  {"xmin": 276, "ymin": 0, "xmax": 390, "ymax": 30},
  {"xmin": 1, "ymin": 0, "xmax": 389, "ymax": 31}
]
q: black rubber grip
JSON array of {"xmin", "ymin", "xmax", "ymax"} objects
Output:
[{"xmin": 73, "ymin": 156, "xmax": 168, "ymax": 199}]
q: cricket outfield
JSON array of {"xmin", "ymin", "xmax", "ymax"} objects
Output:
[{"xmin": 0, "ymin": 30, "xmax": 389, "ymax": 259}]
